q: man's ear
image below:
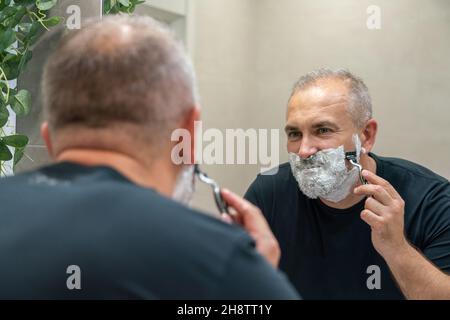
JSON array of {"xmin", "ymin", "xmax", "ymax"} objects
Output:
[
  {"xmin": 40, "ymin": 122, "xmax": 54, "ymax": 159},
  {"xmin": 185, "ymin": 107, "xmax": 200, "ymax": 164},
  {"xmin": 172, "ymin": 106, "xmax": 200, "ymax": 165},
  {"xmin": 361, "ymin": 119, "xmax": 377, "ymax": 153}
]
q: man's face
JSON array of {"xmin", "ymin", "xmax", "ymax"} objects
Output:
[{"xmin": 285, "ymin": 78, "xmax": 358, "ymax": 158}]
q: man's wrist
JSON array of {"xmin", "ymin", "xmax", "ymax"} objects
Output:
[{"xmin": 382, "ymin": 238, "xmax": 415, "ymax": 266}]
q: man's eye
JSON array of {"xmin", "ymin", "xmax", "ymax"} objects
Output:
[
  {"xmin": 288, "ymin": 131, "xmax": 301, "ymax": 139},
  {"xmin": 317, "ymin": 128, "xmax": 332, "ymax": 134}
]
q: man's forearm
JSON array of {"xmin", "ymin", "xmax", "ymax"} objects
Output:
[{"xmin": 384, "ymin": 243, "xmax": 450, "ymax": 299}]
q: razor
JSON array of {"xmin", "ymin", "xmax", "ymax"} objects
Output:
[
  {"xmin": 194, "ymin": 164, "xmax": 230, "ymax": 215},
  {"xmin": 345, "ymin": 151, "xmax": 368, "ymax": 185}
]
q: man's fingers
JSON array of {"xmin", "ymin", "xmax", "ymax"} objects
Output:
[
  {"xmin": 361, "ymin": 170, "xmax": 401, "ymax": 199},
  {"xmin": 364, "ymin": 196, "xmax": 388, "ymax": 216},
  {"xmin": 220, "ymin": 188, "xmax": 269, "ymax": 231},
  {"xmin": 360, "ymin": 209, "xmax": 384, "ymax": 229},
  {"xmin": 221, "ymin": 188, "xmax": 258, "ymax": 218},
  {"xmin": 221, "ymin": 213, "xmax": 233, "ymax": 224},
  {"xmin": 354, "ymin": 183, "xmax": 393, "ymax": 206},
  {"xmin": 223, "ymin": 207, "xmax": 243, "ymax": 225}
]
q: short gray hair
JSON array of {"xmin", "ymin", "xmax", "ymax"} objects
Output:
[
  {"xmin": 290, "ymin": 68, "xmax": 372, "ymax": 128},
  {"xmin": 43, "ymin": 15, "xmax": 197, "ymax": 142}
]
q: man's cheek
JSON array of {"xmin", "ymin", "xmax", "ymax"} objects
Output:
[
  {"xmin": 320, "ymin": 137, "xmax": 347, "ymax": 151},
  {"xmin": 287, "ymin": 141, "xmax": 300, "ymax": 154}
]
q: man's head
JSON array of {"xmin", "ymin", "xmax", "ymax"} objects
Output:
[
  {"xmin": 285, "ymin": 68, "xmax": 378, "ymax": 203},
  {"xmin": 286, "ymin": 68, "xmax": 376, "ymax": 157},
  {"xmin": 41, "ymin": 15, "xmax": 200, "ymax": 198},
  {"xmin": 41, "ymin": 15, "xmax": 199, "ymax": 161}
]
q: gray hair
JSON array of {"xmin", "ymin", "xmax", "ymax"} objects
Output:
[
  {"xmin": 42, "ymin": 15, "xmax": 197, "ymax": 143},
  {"xmin": 290, "ymin": 68, "xmax": 372, "ymax": 128}
]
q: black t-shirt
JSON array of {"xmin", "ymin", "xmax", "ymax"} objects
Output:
[
  {"xmin": 244, "ymin": 153, "xmax": 450, "ymax": 299},
  {"xmin": 0, "ymin": 162, "xmax": 299, "ymax": 299}
]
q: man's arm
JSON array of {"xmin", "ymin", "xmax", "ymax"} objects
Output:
[
  {"xmin": 354, "ymin": 170, "xmax": 450, "ymax": 299},
  {"xmin": 243, "ymin": 176, "xmax": 266, "ymax": 210},
  {"xmin": 383, "ymin": 241, "xmax": 450, "ymax": 299}
]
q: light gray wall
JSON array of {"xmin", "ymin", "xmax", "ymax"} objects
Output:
[{"xmin": 188, "ymin": 0, "xmax": 259, "ymax": 213}]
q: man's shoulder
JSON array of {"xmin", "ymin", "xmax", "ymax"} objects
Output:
[
  {"xmin": 0, "ymin": 163, "xmax": 254, "ymax": 259},
  {"xmin": 244, "ymin": 162, "xmax": 299, "ymax": 212},
  {"xmin": 0, "ymin": 165, "xmax": 271, "ymax": 298},
  {"xmin": 245, "ymin": 162, "xmax": 295, "ymax": 197},
  {"xmin": 374, "ymin": 153, "xmax": 450, "ymax": 236},
  {"xmin": 374, "ymin": 153, "xmax": 449, "ymax": 186},
  {"xmin": 254, "ymin": 162, "xmax": 294, "ymax": 185}
]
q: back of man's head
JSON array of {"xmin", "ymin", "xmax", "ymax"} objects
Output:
[{"xmin": 42, "ymin": 15, "xmax": 197, "ymax": 155}]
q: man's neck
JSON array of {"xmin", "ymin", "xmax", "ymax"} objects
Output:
[
  {"xmin": 320, "ymin": 153, "xmax": 377, "ymax": 210},
  {"xmin": 56, "ymin": 148, "xmax": 176, "ymax": 197}
]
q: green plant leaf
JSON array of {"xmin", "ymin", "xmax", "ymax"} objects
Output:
[
  {"xmin": 23, "ymin": 22, "xmax": 43, "ymax": 46},
  {"xmin": 0, "ymin": 0, "xmax": 12, "ymax": 11},
  {"xmin": 2, "ymin": 52, "xmax": 16, "ymax": 63},
  {"xmin": 0, "ymin": 106, "xmax": 9, "ymax": 127},
  {"xmin": 2, "ymin": 134, "xmax": 29, "ymax": 148},
  {"xmin": 6, "ymin": 88, "xmax": 18, "ymax": 105},
  {"xmin": 2, "ymin": 54, "xmax": 21, "ymax": 79},
  {"xmin": 18, "ymin": 50, "xmax": 32, "ymax": 74},
  {"xmin": 43, "ymin": 16, "xmax": 62, "ymax": 28},
  {"xmin": 0, "ymin": 6, "xmax": 17, "ymax": 24},
  {"xmin": 13, "ymin": 146, "xmax": 25, "ymax": 166},
  {"xmin": 0, "ymin": 140, "xmax": 13, "ymax": 161},
  {"xmin": 36, "ymin": 0, "xmax": 58, "ymax": 11},
  {"xmin": 5, "ymin": 5, "xmax": 27, "ymax": 28},
  {"xmin": 18, "ymin": 22, "xmax": 32, "ymax": 33},
  {"xmin": 0, "ymin": 81, "xmax": 9, "ymax": 99},
  {"xmin": 118, "ymin": 0, "xmax": 131, "ymax": 7},
  {"xmin": 0, "ymin": 28, "xmax": 16, "ymax": 52},
  {"xmin": 11, "ymin": 89, "xmax": 31, "ymax": 117},
  {"xmin": 14, "ymin": 0, "xmax": 36, "ymax": 4},
  {"xmin": 103, "ymin": 0, "xmax": 111, "ymax": 14},
  {"xmin": 130, "ymin": 0, "xmax": 145, "ymax": 11}
]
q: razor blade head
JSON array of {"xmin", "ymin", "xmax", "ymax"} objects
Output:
[
  {"xmin": 345, "ymin": 151, "xmax": 367, "ymax": 185},
  {"xmin": 345, "ymin": 151, "xmax": 358, "ymax": 161}
]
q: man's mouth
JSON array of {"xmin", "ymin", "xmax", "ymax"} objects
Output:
[{"xmin": 298, "ymin": 165, "xmax": 321, "ymax": 171}]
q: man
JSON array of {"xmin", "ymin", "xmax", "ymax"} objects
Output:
[
  {"xmin": 0, "ymin": 16, "xmax": 299, "ymax": 299},
  {"xmin": 245, "ymin": 68, "xmax": 450, "ymax": 299}
]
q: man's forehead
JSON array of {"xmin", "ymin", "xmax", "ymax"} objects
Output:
[
  {"xmin": 286, "ymin": 79, "xmax": 350, "ymax": 124},
  {"xmin": 287, "ymin": 79, "xmax": 349, "ymax": 118},
  {"xmin": 291, "ymin": 78, "xmax": 348, "ymax": 105}
]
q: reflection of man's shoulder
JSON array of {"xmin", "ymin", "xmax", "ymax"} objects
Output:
[
  {"xmin": 375, "ymin": 153, "xmax": 448, "ymax": 185},
  {"xmin": 258, "ymin": 162, "xmax": 292, "ymax": 179},
  {"xmin": 254, "ymin": 162, "xmax": 297, "ymax": 195}
]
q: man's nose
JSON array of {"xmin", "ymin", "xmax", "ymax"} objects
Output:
[{"xmin": 297, "ymin": 139, "xmax": 318, "ymax": 159}]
